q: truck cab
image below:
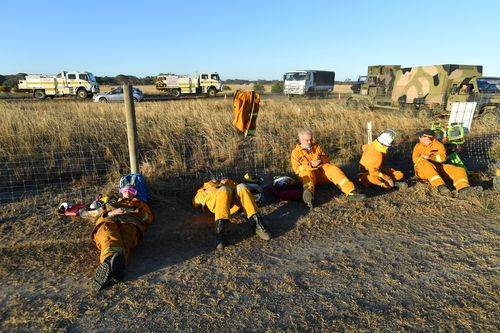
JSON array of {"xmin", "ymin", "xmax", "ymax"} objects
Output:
[
  {"xmin": 447, "ymin": 76, "xmax": 500, "ymax": 116},
  {"xmin": 283, "ymin": 70, "xmax": 335, "ymax": 98}
]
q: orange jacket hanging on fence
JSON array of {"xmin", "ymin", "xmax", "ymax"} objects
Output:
[
  {"xmin": 359, "ymin": 140, "xmax": 404, "ymax": 189},
  {"xmin": 192, "ymin": 179, "xmax": 258, "ymax": 221},
  {"xmin": 233, "ymin": 90, "xmax": 260, "ymax": 136},
  {"xmin": 91, "ymin": 197, "xmax": 154, "ymax": 263},
  {"xmin": 291, "ymin": 143, "xmax": 356, "ymax": 196},
  {"xmin": 412, "ymin": 139, "xmax": 469, "ymax": 190}
]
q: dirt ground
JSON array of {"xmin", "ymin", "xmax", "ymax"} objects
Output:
[{"xmin": 0, "ymin": 180, "xmax": 499, "ymax": 332}]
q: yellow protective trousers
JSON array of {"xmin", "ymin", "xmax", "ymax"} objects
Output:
[
  {"xmin": 359, "ymin": 167, "xmax": 404, "ymax": 189},
  {"xmin": 299, "ymin": 163, "xmax": 355, "ymax": 195},
  {"xmin": 415, "ymin": 159, "xmax": 469, "ymax": 190},
  {"xmin": 92, "ymin": 220, "xmax": 140, "ymax": 263},
  {"xmin": 203, "ymin": 184, "xmax": 258, "ymax": 221}
]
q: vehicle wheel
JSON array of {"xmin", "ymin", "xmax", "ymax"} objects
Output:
[
  {"xmin": 77, "ymin": 89, "xmax": 88, "ymax": 99},
  {"xmin": 479, "ymin": 109, "xmax": 499, "ymax": 124},
  {"xmin": 99, "ymin": 97, "xmax": 108, "ymax": 103},
  {"xmin": 207, "ymin": 87, "xmax": 217, "ymax": 97},
  {"xmin": 172, "ymin": 89, "xmax": 181, "ymax": 98},
  {"xmin": 34, "ymin": 90, "xmax": 46, "ymax": 99},
  {"xmin": 133, "ymin": 97, "xmax": 139, "ymax": 103}
]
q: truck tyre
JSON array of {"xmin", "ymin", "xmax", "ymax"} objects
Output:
[
  {"xmin": 207, "ymin": 87, "xmax": 217, "ymax": 97},
  {"xmin": 133, "ymin": 97, "xmax": 139, "ymax": 103},
  {"xmin": 172, "ymin": 89, "xmax": 181, "ymax": 98},
  {"xmin": 77, "ymin": 89, "xmax": 88, "ymax": 99},
  {"xmin": 34, "ymin": 90, "xmax": 46, "ymax": 99},
  {"xmin": 99, "ymin": 97, "xmax": 108, "ymax": 103}
]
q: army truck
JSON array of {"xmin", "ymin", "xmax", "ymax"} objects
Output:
[
  {"xmin": 17, "ymin": 71, "xmax": 99, "ymax": 99},
  {"xmin": 155, "ymin": 72, "xmax": 223, "ymax": 97},
  {"xmin": 283, "ymin": 70, "xmax": 335, "ymax": 98},
  {"xmin": 347, "ymin": 64, "xmax": 499, "ymax": 119}
]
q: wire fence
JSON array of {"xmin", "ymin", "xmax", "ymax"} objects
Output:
[{"xmin": 1, "ymin": 132, "xmax": 499, "ymax": 204}]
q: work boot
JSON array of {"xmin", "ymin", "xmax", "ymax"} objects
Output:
[
  {"xmin": 302, "ymin": 189, "xmax": 314, "ymax": 210},
  {"xmin": 394, "ymin": 181, "xmax": 408, "ymax": 190},
  {"xmin": 437, "ymin": 184, "xmax": 450, "ymax": 195},
  {"xmin": 91, "ymin": 260, "xmax": 111, "ymax": 292},
  {"xmin": 347, "ymin": 189, "xmax": 366, "ymax": 201},
  {"xmin": 458, "ymin": 185, "xmax": 483, "ymax": 198},
  {"xmin": 109, "ymin": 250, "xmax": 126, "ymax": 281},
  {"xmin": 214, "ymin": 219, "xmax": 227, "ymax": 250},
  {"xmin": 250, "ymin": 213, "xmax": 271, "ymax": 241}
]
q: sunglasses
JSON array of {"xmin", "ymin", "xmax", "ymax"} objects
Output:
[{"xmin": 119, "ymin": 186, "xmax": 138, "ymax": 196}]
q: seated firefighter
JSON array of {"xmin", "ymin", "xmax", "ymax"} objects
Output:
[
  {"xmin": 91, "ymin": 184, "xmax": 154, "ymax": 292},
  {"xmin": 359, "ymin": 129, "xmax": 408, "ymax": 190},
  {"xmin": 412, "ymin": 129, "xmax": 483, "ymax": 196},
  {"xmin": 291, "ymin": 128, "xmax": 366, "ymax": 210},
  {"xmin": 192, "ymin": 178, "xmax": 271, "ymax": 250}
]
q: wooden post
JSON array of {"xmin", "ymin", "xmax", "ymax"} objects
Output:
[
  {"xmin": 367, "ymin": 121, "xmax": 373, "ymax": 144},
  {"xmin": 123, "ymin": 85, "xmax": 139, "ymax": 174}
]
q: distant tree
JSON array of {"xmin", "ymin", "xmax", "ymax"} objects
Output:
[
  {"xmin": 0, "ymin": 85, "xmax": 10, "ymax": 93},
  {"xmin": 270, "ymin": 81, "xmax": 283, "ymax": 93},
  {"xmin": 253, "ymin": 81, "xmax": 265, "ymax": 94},
  {"xmin": 0, "ymin": 75, "xmax": 5, "ymax": 85}
]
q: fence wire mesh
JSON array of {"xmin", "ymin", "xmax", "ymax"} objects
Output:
[{"xmin": 1, "ymin": 131, "xmax": 498, "ymax": 204}]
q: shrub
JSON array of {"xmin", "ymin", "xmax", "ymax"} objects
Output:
[
  {"xmin": 0, "ymin": 85, "xmax": 11, "ymax": 93},
  {"xmin": 271, "ymin": 81, "xmax": 284, "ymax": 93},
  {"xmin": 253, "ymin": 82, "xmax": 265, "ymax": 94},
  {"xmin": 222, "ymin": 86, "xmax": 232, "ymax": 91}
]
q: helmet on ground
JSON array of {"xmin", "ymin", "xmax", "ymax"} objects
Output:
[{"xmin": 377, "ymin": 129, "xmax": 397, "ymax": 147}]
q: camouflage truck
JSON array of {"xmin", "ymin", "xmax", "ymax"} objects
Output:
[{"xmin": 347, "ymin": 64, "xmax": 499, "ymax": 119}]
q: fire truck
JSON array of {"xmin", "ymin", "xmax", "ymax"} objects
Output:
[
  {"xmin": 155, "ymin": 72, "xmax": 223, "ymax": 97},
  {"xmin": 18, "ymin": 71, "xmax": 100, "ymax": 99}
]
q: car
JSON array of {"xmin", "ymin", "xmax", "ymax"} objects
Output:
[{"xmin": 93, "ymin": 87, "xmax": 144, "ymax": 103}]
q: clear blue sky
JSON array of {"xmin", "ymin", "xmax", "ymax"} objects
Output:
[{"xmin": 2, "ymin": 0, "xmax": 499, "ymax": 81}]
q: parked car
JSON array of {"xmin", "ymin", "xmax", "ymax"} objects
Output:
[{"xmin": 93, "ymin": 87, "xmax": 144, "ymax": 103}]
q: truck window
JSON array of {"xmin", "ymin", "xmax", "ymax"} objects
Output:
[
  {"xmin": 68, "ymin": 74, "xmax": 76, "ymax": 80},
  {"xmin": 201, "ymin": 74, "xmax": 208, "ymax": 80},
  {"xmin": 211, "ymin": 74, "xmax": 219, "ymax": 80},
  {"xmin": 79, "ymin": 74, "xmax": 88, "ymax": 81}
]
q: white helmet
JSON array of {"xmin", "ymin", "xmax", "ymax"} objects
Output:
[{"xmin": 377, "ymin": 129, "xmax": 396, "ymax": 147}]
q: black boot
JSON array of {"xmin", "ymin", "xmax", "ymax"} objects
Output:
[
  {"xmin": 215, "ymin": 219, "xmax": 227, "ymax": 250},
  {"xmin": 250, "ymin": 213, "xmax": 271, "ymax": 241}
]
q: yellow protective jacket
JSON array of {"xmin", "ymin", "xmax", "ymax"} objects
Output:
[
  {"xmin": 92, "ymin": 197, "xmax": 154, "ymax": 241},
  {"xmin": 359, "ymin": 140, "xmax": 391, "ymax": 182},
  {"xmin": 233, "ymin": 90, "xmax": 260, "ymax": 136},
  {"xmin": 412, "ymin": 139, "xmax": 446, "ymax": 167},
  {"xmin": 291, "ymin": 143, "xmax": 330, "ymax": 175},
  {"xmin": 192, "ymin": 179, "xmax": 241, "ymax": 215}
]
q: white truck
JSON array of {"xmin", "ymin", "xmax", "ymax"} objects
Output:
[
  {"xmin": 18, "ymin": 71, "xmax": 99, "ymax": 99},
  {"xmin": 155, "ymin": 72, "xmax": 223, "ymax": 97},
  {"xmin": 283, "ymin": 70, "xmax": 335, "ymax": 98}
]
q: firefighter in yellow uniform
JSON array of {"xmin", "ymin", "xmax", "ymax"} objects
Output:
[
  {"xmin": 413, "ymin": 129, "xmax": 482, "ymax": 196},
  {"xmin": 291, "ymin": 128, "xmax": 365, "ymax": 210},
  {"xmin": 91, "ymin": 185, "xmax": 153, "ymax": 292},
  {"xmin": 359, "ymin": 129, "xmax": 407, "ymax": 190},
  {"xmin": 193, "ymin": 178, "xmax": 271, "ymax": 250}
]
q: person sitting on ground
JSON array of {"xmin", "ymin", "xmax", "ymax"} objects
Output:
[
  {"xmin": 91, "ymin": 184, "xmax": 154, "ymax": 292},
  {"xmin": 412, "ymin": 129, "xmax": 483, "ymax": 197},
  {"xmin": 359, "ymin": 129, "xmax": 407, "ymax": 190},
  {"xmin": 291, "ymin": 128, "xmax": 366, "ymax": 210},
  {"xmin": 192, "ymin": 178, "xmax": 271, "ymax": 250}
]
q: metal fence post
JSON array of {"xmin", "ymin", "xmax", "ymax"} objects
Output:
[
  {"xmin": 123, "ymin": 85, "xmax": 139, "ymax": 174},
  {"xmin": 367, "ymin": 121, "xmax": 373, "ymax": 144}
]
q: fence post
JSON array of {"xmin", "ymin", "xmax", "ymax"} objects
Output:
[
  {"xmin": 367, "ymin": 121, "xmax": 373, "ymax": 144},
  {"xmin": 123, "ymin": 85, "xmax": 139, "ymax": 174}
]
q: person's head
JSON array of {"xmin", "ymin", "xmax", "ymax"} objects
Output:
[
  {"xmin": 119, "ymin": 185, "xmax": 138, "ymax": 199},
  {"xmin": 298, "ymin": 128, "xmax": 313, "ymax": 149},
  {"xmin": 376, "ymin": 129, "xmax": 396, "ymax": 148},
  {"xmin": 418, "ymin": 129, "xmax": 435, "ymax": 146}
]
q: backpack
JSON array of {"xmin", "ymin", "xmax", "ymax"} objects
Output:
[
  {"xmin": 272, "ymin": 176, "xmax": 302, "ymax": 201},
  {"xmin": 118, "ymin": 173, "xmax": 149, "ymax": 203}
]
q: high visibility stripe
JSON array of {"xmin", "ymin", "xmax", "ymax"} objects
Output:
[
  {"xmin": 379, "ymin": 182, "xmax": 385, "ymax": 187},
  {"xmin": 338, "ymin": 178, "xmax": 349, "ymax": 188},
  {"xmin": 435, "ymin": 155, "xmax": 442, "ymax": 162},
  {"xmin": 103, "ymin": 246, "xmax": 123, "ymax": 256},
  {"xmin": 303, "ymin": 181, "xmax": 313, "ymax": 189},
  {"xmin": 236, "ymin": 184, "xmax": 247, "ymax": 194},
  {"xmin": 141, "ymin": 212, "xmax": 149, "ymax": 223},
  {"xmin": 453, "ymin": 178, "xmax": 468, "ymax": 187},
  {"xmin": 194, "ymin": 194, "xmax": 206, "ymax": 207},
  {"xmin": 429, "ymin": 175, "xmax": 442, "ymax": 183},
  {"xmin": 378, "ymin": 172, "xmax": 384, "ymax": 178}
]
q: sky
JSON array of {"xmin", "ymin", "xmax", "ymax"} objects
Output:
[{"xmin": 2, "ymin": 0, "xmax": 499, "ymax": 81}]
